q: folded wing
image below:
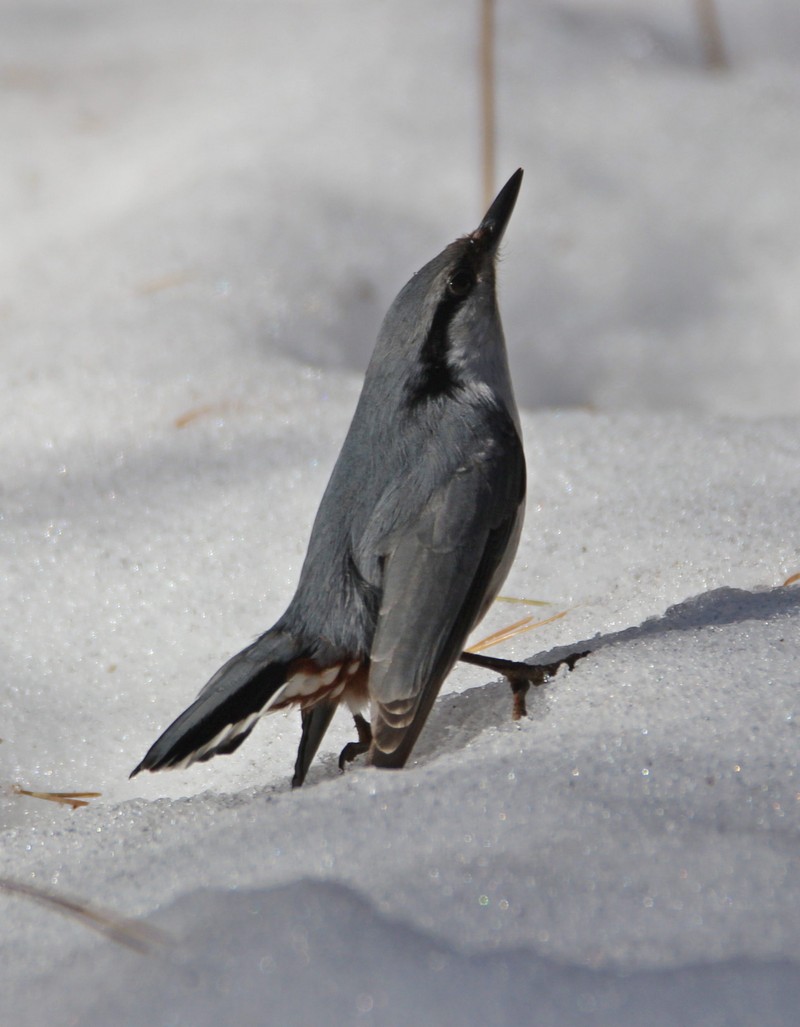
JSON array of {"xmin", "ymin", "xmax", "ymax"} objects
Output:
[{"xmin": 366, "ymin": 404, "xmax": 525, "ymax": 764}]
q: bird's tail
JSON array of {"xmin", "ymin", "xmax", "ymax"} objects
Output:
[{"xmin": 130, "ymin": 631, "xmax": 302, "ymax": 776}]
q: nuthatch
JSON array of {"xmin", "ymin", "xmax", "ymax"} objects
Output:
[{"xmin": 132, "ymin": 169, "xmax": 527, "ymax": 787}]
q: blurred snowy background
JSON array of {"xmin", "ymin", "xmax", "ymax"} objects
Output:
[{"xmin": 1, "ymin": 1, "xmax": 799, "ymax": 1024}]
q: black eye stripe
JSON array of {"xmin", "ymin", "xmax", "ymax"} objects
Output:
[
  {"xmin": 404, "ymin": 267, "xmax": 472, "ymax": 406},
  {"xmin": 403, "ymin": 252, "xmax": 480, "ymax": 407}
]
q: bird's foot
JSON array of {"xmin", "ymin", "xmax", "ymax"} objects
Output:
[
  {"xmin": 458, "ymin": 649, "xmax": 591, "ymax": 719},
  {"xmin": 338, "ymin": 713, "xmax": 372, "ymax": 772}
]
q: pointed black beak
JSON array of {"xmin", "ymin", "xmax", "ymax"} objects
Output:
[{"xmin": 475, "ymin": 168, "xmax": 523, "ymax": 252}]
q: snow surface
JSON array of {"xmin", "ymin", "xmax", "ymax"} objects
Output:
[{"xmin": 1, "ymin": 1, "xmax": 799, "ymax": 1024}]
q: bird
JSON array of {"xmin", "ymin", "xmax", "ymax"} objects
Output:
[{"xmin": 131, "ymin": 168, "xmax": 526, "ymax": 788}]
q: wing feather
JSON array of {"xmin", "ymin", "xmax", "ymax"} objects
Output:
[{"xmin": 366, "ymin": 402, "xmax": 525, "ymax": 759}]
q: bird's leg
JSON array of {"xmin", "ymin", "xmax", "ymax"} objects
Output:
[
  {"xmin": 458, "ymin": 649, "xmax": 591, "ymax": 719},
  {"xmin": 339, "ymin": 651, "xmax": 591, "ymax": 774},
  {"xmin": 292, "ymin": 699, "xmax": 338, "ymax": 788},
  {"xmin": 338, "ymin": 713, "xmax": 372, "ymax": 772}
]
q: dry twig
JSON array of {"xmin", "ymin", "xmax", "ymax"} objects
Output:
[
  {"xmin": 694, "ymin": 0, "xmax": 727, "ymax": 70},
  {"xmin": 0, "ymin": 877, "xmax": 169, "ymax": 954},
  {"xmin": 479, "ymin": 0, "xmax": 496, "ymax": 209},
  {"xmin": 12, "ymin": 785, "xmax": 100, "ymax": 810}
]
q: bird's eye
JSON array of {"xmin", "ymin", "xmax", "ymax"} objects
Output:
[{"xmin": 447, "ymin": 268, "xmax": 474, "ymax": 298}]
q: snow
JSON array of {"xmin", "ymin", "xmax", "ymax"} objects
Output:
[{"xmin": 1, "ymin": 1, "xmax": 799, "ymax": 1023}]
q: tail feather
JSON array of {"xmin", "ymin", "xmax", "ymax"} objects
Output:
[{"xmin": 130, "ymin": 632, "xmax": 299, "ymax": 776}]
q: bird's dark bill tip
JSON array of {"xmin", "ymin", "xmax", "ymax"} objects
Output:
[
  {"xmin": 500, "ymin": 167, "xmax": 524, "ymax": 197},
  {"xmin": 478, "ymin": 168, "xmax": 523, "ymax": 245}
]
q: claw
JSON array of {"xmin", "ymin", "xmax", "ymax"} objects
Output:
[
  {"xmin": 338, "ymin": 714, "xmax": 372, "ymax": 772},
  {"xmin": 459, "ymin": 649, "xmax": 590, "ymax": 719}
]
